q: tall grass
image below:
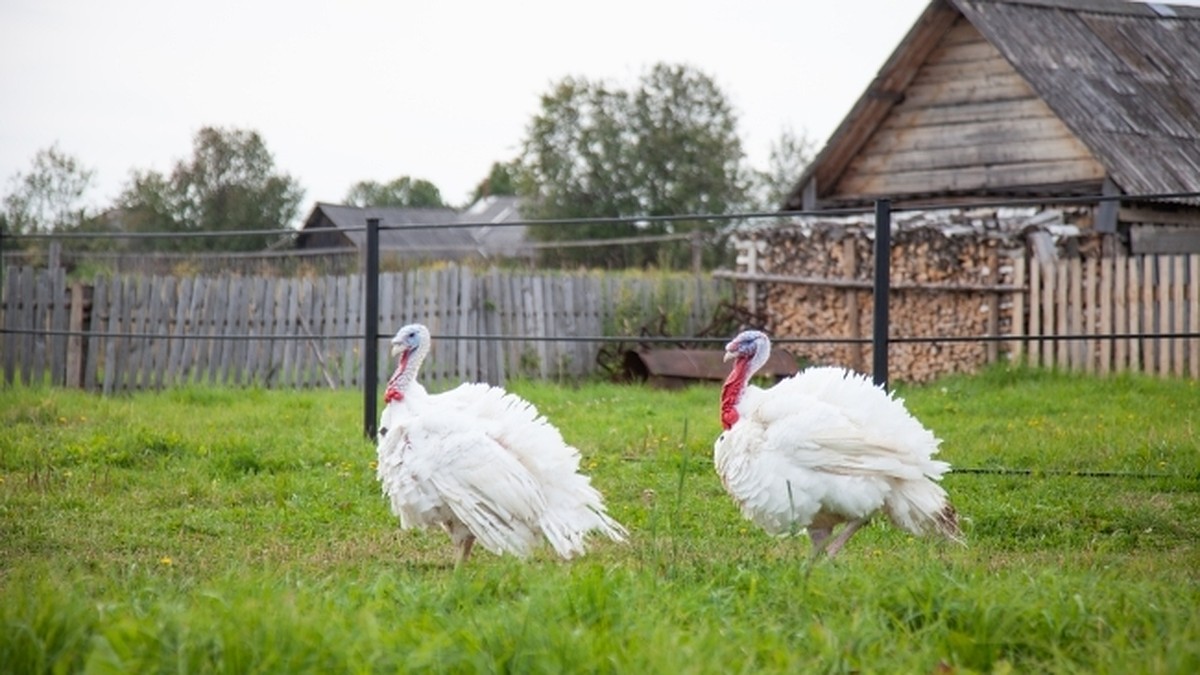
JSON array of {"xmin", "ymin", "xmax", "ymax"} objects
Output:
[{"xmin": 1, "ymin": 367, "xmax": 1197, "ymax": 673}]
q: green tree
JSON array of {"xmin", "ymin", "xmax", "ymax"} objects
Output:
[
  {"xmin": 469, "ymin": 161, "xmax": 519, "ymax": 203},
  {"xmin": 2, "ymin": 144, "xmax": 96, "ymax": 236},
  {"xmin": 117, "ymin": 127, "xmax": 304, "ymax": 251},
  {"xmin": 752, "ymin": 127, "xmax": 816, "ymax": 211},
  {"xmin": 344, "ymin": 177, "xmax": 444, "ymax": 208},
  {"xmin": 517, "ymin": 63, "xmax": 750, "ymax": 269},
  {"xmin": 119, "ymin": 169, "xmax": 178, "ymax": 240}
]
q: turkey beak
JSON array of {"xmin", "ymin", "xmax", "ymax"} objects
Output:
[
  {"xmin": 723, "ymin": 349, "xmax": 737, "ymax": 363},
  {"xmin": 390, "ymin": 341, "xmax": 404, "ymax": 358}
]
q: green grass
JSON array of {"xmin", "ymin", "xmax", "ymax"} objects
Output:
[{"xmin": 1, "ymin": 367, "xmax": 1197, "ymax": 673}]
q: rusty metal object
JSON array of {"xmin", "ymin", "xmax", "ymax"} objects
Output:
[{"xmin": 623, "ymin": 348, "xmax": 798, "ymax": 389}]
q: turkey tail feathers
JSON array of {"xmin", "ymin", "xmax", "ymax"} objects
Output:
[
  {"xmin": 935, "ymin": 502, "xmax": 965, "ymax": 545},
  {"xmin": 883, "ymin": 481, "xmax": 965, "ymax": 545},
  {"xmin": 540, "ymin": 507, "xmax": 628, "ymax": 560}
]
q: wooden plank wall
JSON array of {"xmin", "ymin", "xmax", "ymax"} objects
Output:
[
  {"xmin": 837, "ymin": 16, "xmax": 1105, "ymax": 198},
  {"xmin": 0, "ymin": 266, "xmax": 727, "ymax": 392},
  {"xmin": 1020, "ymin": 254, "xmax": 1200, "ymax": 377}
]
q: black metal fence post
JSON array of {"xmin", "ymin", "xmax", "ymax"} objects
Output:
[
  {"xmin": 872, "ymin": 199, "xmax": 891, "ymax": 391},
  {"xmin": 363, "ymin": 218, "xmax": 380, "ymax": 440}
]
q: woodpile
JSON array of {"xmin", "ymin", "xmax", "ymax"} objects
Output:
[{"xmin": 730, "ymin": 208, "xmax": 1092, "ymax": 383}]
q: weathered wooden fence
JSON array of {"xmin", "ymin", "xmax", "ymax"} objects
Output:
[
  {"xmin": 1014, "ymin": 254, "xmax": 1200, "ymax": 377},
  {"xmin": 7, "ymin": 254, "xmax": 1196, "ymax": 391},
  {"xmin": 1, "ymin": 265, "xmax": 728, "ymax": 392}
]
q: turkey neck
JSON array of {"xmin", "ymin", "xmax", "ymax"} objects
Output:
[
  {"xmin": 720, "ymin": 357, "xmax": 752, "ymax": 430},
  {"xmin": 385, "ymin": 345, "xmax": 425, "ymax": 403}
]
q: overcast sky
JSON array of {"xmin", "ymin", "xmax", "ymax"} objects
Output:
[{"xmin": 0, "ymin": 0, "xmax": 1105, "ymax": 216}]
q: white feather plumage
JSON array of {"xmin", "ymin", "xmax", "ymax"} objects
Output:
[
  {"xmin": 376, "ymin": 324, "xmax": 626, "ymax": 563},
  {"xmin": 715, "ymin": 331, "xmax": 961, "ymax": 557}
]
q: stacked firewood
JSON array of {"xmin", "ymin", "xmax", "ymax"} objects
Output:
[{"xmin": 736, "ymin": 215, "xmax": 1032, "ymax": 383}]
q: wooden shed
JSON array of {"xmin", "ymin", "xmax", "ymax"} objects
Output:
[{"xmin": 784, "ymin": 0, "xmax": 1200, "ymax": 253}]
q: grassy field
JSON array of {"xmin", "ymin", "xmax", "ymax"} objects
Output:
[{"xmin": 1, "ymin": 367, "xmax": 1197, "ymax": 673}]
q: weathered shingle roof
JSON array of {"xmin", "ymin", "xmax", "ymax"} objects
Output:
[
  {"xmin": 786, "ymin": 0, "xmax": 1200, "ymax": 209},
  {"xmin": 300, "ymin": 197, "xmax": 529, "ymax": 258},
  {"xmin": 957, "ymin": 0, "xmax": 1200, "ymax": 198},
  {"xmin": 313, "ymin": 203, "xmax": 467, "ymax": 251},
  {"xmin": 458, "ymin": 196, "xmax": 529, "ymax": 257}
]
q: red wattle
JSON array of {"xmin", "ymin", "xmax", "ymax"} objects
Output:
[
  {"xmin": 720, "ymin": 358, "xmax": 750, "ymax": 430},
  {"xmin": 384, "ymin": 347, "xmax": 412, "ymax": 404}
]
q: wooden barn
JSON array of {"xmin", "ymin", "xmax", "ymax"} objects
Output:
[
  {"xmin": 296, "ymin": 196, "xmax": 530, "ymax": 261},
  {"xmin": 784, "ymin": 0, "xmax": 1200, "ymax": 254}
]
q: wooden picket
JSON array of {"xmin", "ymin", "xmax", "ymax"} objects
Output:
[
  {"xmin": 1021, "ymin": 254, "xmax": 1199, "ymax": 376},
  {"xmin": 1, "ymin": 266, "xmax": 72, "ymax": 385}
]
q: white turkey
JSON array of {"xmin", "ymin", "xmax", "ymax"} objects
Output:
[
  {"xmin": 375, "ymin": 323, "xmax": 627, "ymax": 564},
  {"xmin": 714, "ymin": 330, "xmax": 961, "ymax": 558}
]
